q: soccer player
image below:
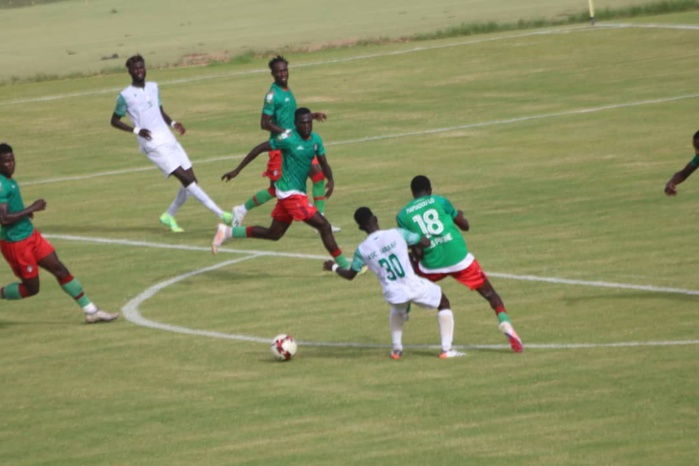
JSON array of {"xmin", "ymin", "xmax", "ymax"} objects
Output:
[
  {"xmin": 229, "ymin": 55, "xmax": 339, "ymax": 232},
  {"xmin": 397, "ymin": 175, "xmax": 524, "ymax": 353},
  {"xmin": 212, "ymin": 108, "xmax": 350, "ymax": 268},
  {"xmin": 664, "ymin": 130, "xmax": 699, "ymax": 196},
  {"xmin": 110, "ymin": 54, "xmax": 233, "ymax": 232},
  {"xmin": 0, "ymin": 143, "xmax": 118, "ymax": 323},
  {"xmin": 323, "ymin": 207, "xmax": 464, "ymax": 359}
]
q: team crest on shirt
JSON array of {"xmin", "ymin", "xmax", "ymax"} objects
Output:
[
  {"xmin": 27, "ymin": 266, "xmax": 33, "ymax": 273},
  {"xmin": 314, "ymin": 144, "xmax": 318, "ymax": 151},
  {"xmin": 266, "ymin": 92, "xmax": 274, "ymax": 103}
]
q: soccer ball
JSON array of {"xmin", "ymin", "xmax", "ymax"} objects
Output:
[{"xmin": 270, "ymin": 334, "xmax": 297, "ymax": 361}]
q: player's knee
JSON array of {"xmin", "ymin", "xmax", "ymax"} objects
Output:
[{"xmin": 24, "ymin": 282, "xmax": 40, "ymax": 296}]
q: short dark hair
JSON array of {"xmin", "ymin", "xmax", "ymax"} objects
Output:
[
  {"xmin": 354, "ymin": 207, "xmax": 374, "ymax": 227},
  {"xmin": 0, "ymin": 143, "xmax": 13, "ymax": 155},
  {"xmin": 410, "ymin": 175, "xmax": 431, "ymax": 194},
  {"xmin": 268, "ymin": 55, "xmax": 288, "ymax": 70},
  {"xmin": 693, "ymin": 130, "xmax": 699, "ymax": 142},
  {"xmin": 125, "ymin": 54, "xmax": 145, "ymax": 69},
  {"xmin": 295, "ymin": 107, "xmax": 312, "ymax": 120}
]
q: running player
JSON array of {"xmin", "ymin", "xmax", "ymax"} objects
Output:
[
  {"xmin": 110, "ymin": 54, "xmax": 233, "ymax": 232},
  {"xmin": 323, "ymin": 207, "xmax": 463, "ymax": 359},
  {"xmin": 664, "ymin": 130, "xmax": 699, "ymax": 196},
  {"xmin": 397, "ymin": 175, "xmax": 524, "ymax": 353},
  {"xmin": 230, "ymin": 55, "xmax": 339, "ymax": 232},
  {"xmin": 212, "ymin": 108, "xmax": 350, "ymax": 268},
  {"xmin": 0, "ymin": 143, "xmax": 118, "ymax": 323}
]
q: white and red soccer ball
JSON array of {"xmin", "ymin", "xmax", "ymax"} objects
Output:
[{"xmin": 270, "ymin": 334, "xmax": 297, "ymax": 361}]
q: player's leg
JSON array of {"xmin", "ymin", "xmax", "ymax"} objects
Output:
[
  {"xmin": 212, "ymin": 215, "xmax": 291, "ymax": 254},
  {"xmin": 232, "ymin": 151, "xmax": 282, "ymax": 226},
  {"xmin": 37, "ymin": 247, "xmax": 118, "ymax": 323},
  {"xmin": 0, "ymin": 235, "xmax": 41, "ymax": 300},
  {"xmin": 305, "ymin": 211, "xmax": 350, "ymax": 268},
  {"xmin": 389, "ymin": 303, "xmax": 410, "ymax": 359},
  {"xmin": 171, "ymin": 166, "xmax": 232, "ymax": 225},
  {"xmin": 475, "ymin": 279, "xmax": 523, "ymax": 353},
  {"xmin": 159, "ymin": 186, "xmax": 188, "ymax": 232},
  {"xmin": 308, "ymin": 160, "xmax": 340, "ymax": 232}
]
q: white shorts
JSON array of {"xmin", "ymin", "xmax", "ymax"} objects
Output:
[
  {"xmin": 144, "ymin": 141, "xmax": 192, "ymax": 177},
  {"xmin": 386, "ymin": 276, "xmax": 442, "ymax": 311}
]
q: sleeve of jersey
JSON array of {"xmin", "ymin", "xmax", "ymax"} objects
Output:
[
  {"xmin": 269, "ymin": 135, "xmax": 287, "ymax": 151},
  {"xmin": 114, "ymin": 93, "xmax": 128, "ymax": 117},
  {"xmin": 690, "ymin": 155, "xmax": 699, "ymax": 167},
  {"xmin": 262, "ymin": 91, "xmax": 275, "ymax": 115},
  {"xmin": 438, "ymin": 196, "xmax": 458, "ymax": 218},
  {"xmin": 350, "ymin": 248, "xmax": 366, "ymax": 273},
  {"xmin": 398, "ymin": 228, "xmax": 422, "ymax": 246}
]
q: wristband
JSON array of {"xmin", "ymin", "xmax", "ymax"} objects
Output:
[
  {"xmin": 170, "ymin": 121, "xmax": 178, "ymax": 128},
  {"xmin": 331, "ymin": 264, "xmax": 339, "ymax": 272},
  {"xmin": 133, "ymin": 127, "xmax": 141, "ymax": 135}
]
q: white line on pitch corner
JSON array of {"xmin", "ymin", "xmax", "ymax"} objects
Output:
[
  {"xmin": 599, "ymin": 22, "xmax": 699, "ymax": 31},
  {"xmin": 0, "ymin": 26, "xmax": 595, "ymax": 108},
  {"xmin": 22, "ymin": 91, "xmax": 699, "ymax": 187}
]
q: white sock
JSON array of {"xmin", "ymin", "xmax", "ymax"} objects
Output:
[
  {"xmin": 186, "ymin": 182, "xmax": 224, "ymax": 217},
  {"xmin": 437, "ymin": 309, "xmax": 454, "ymax": 352},
  {"xmin": 83, "ymin": 302, "xmax": 98, "ymax": 314},
  {"xmin": 390, "ymin": 308, "xmax": 406, "ymax": 351},
  {"xmin": 238, "ymin": 204, "xmax": 248, "ymax": 215},
  {"xmin": 166, "ymin": 187, "xmax": 190, "ymax": 216}
]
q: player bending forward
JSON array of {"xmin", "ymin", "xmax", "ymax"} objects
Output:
[{"xmin": 324, "ymin": 207, "xmax": 464, "ymax": 359}]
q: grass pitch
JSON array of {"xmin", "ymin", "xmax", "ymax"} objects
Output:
[{"xmin": 1, "ymin": 10, "xmax": 699, "ymax": 466}]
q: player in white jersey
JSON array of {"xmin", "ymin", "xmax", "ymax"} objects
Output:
[
  {"xmin": 323, "ymin": 207, "xmax": 464, "ymax": 359},
  {"xmin": 110, "ymin": 54, "xmax": 233, "ymax": 232}
]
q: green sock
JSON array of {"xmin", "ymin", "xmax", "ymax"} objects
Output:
[
  {"xmin": 1, "ymin": 283, "xmax": 24, "ymax": 300},
  {"xmin": 244, "ymin": 188, "xmax": 274, "ymax": 211},
  {"xmin": 334, "ymin": 254, "xmax": 350, "ymax": 269},
  {"xmin": 60, "ymin": 277, "xmax": 92, "ymax": 308},
  {"xmin": 312, "ymin": 180, "xmax": 326, "ymax": 213},
  {"xmin": 232, "ymin": 226, "xmax": 248, "ymax": 238},
  {"xmin": 496, "ymin": 312, "xmax": 510, "ymax": 324}
]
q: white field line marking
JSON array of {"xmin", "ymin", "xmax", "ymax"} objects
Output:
[
  {"xmin": 4, "ymin": 22, "xmax": 698, "ymax": 108},
  {"xmin": 0, "ymin": 26, "xmax": 594, "ymax": 108},
  {"xmin": 23, "ymin": 91, "xmax": 699, "ymax": 187},
  {"xmin": 45, "ymin": 233, "xmax": 699, "ymax": 349}
]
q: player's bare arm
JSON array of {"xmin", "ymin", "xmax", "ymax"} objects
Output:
[
  {"xmin": 454, "ymin": 211, "xmax": 470, "ymax": 231},
  {"xmin": 323, "ymin": 259, "xmax": 358, "ymax": 280},
  {"xmin": 0, "ymin": 199, "xmax": 46, "ymax": 226},
  {"xmin": 317, "ymin": 155, "xmax": 334, "ymax": 198},
  {"xmin": 221, "ymin": 141, "xmax": 272, "ymax": 182},
  {"xmin": 161, "ymin": 107, "xmax": 185, "ymax": 135},
  {"xmin": 665, "ymin": 162, "xmax": 698, "ymax": 196},
  {"xmin": 110, "ymin": 113, "xmax": 152, "ymax": 140},
  {"xmin": 260, "ymin": 114, "xmax": 286, "ymax": 135},
  {"xmin": 311, "ymin": 112, "xmax": 327, "ymax": 122}
]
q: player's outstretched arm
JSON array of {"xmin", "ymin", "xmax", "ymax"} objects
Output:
[
  {"xmin": 222, "ymin": 141, "xmax": 272, "ymax": 182},
  {"xmin": 665, "ymin": 162, "xmax": 698, "ymax": 196},
  {"xmin": 311, "ymin": 112, "xmax": 327, "ymax": 122},
  {"xmin": 323, "ymin": 260, "xmax": 357, "ymax": 280}
]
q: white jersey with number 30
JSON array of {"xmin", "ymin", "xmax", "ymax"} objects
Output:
[{"xmin": 351, "ymin": 228, "xmax": 442, "ymax": 306}]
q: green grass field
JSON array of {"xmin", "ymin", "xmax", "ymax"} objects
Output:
[
  {"xmin": 0, "ymin": 0, "xmax": 680, "ymax": 82},
  {"xmin": 1, "ymin": 4, "xmax": 699, "ymax": 466}
]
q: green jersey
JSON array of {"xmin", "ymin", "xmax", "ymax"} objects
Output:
[
  {"xmin": 0, "ymin": 175, "xmax": 34, "ymax": 242},
  {"xmin": 396, "ymin": 195, "xmax": 468, "ymax": 270},
  {"xmin": 270, "ymin": 131, "xmax": 325, "ymax": 196},
  {"xmin": 690, "ymin": 155, "xmax": 699, "ymax": 167},
  {"xmin": 262, "ymin": 83, "xmax": 297, "ymax": 137}
]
